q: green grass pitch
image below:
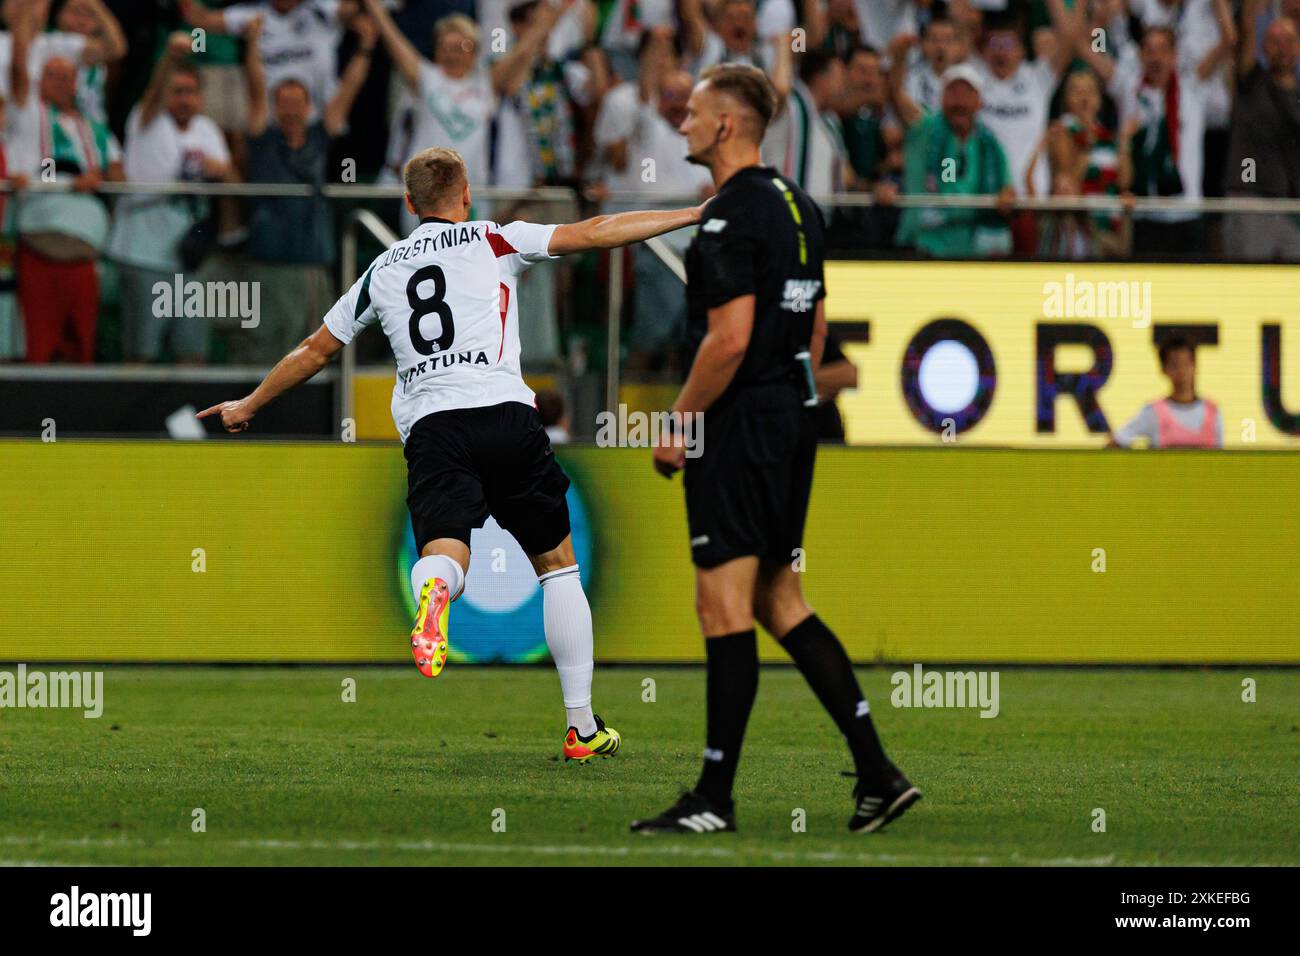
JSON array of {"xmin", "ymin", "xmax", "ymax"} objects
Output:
[{"xmin": 0, "ymin": 666, "xmax": 1295, "ymax": 866}]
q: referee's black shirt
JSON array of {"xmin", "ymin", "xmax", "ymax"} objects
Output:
[{"xmin": 684, "ymin": 165, "xmax": 827, "ymax": 407}]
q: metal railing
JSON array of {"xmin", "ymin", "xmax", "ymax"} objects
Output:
[
  {"xmin": 5, "ymin": 179, "xmax": 1300, "ymax": 426},
  {"xmin": 338, "ymin": 207, "xmax": 400, "ymax": 428},
  {"xmin": 0, "ymin": 180, "xmax": 578, "ymax": 203},
  {"xmin": 603, "ymin": 189, "xmax": 1300, "ymax": 214},
  {"xmin": 7, "ymin": 177, "xmax": 1299, "ymax": 212}
]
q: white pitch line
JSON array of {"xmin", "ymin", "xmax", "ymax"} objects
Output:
[
  {"xmin": 0, "ymin": 859, "xmax": 98, "ymax": 868},
  {"xmin": 0, "ymin": 834, "xmax": 1235, "ymax": 867}
]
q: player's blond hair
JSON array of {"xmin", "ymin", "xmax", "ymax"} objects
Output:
[{"xmin": 403, "ymin": 147, "xmax": 468, "ymax": 215}]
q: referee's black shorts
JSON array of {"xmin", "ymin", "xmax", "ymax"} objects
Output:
[
  {"xmin": 683, "ymin": 383, "xmax": 817, "ymax": 569},
  {"xmin": 404, "ymin": 401, "xmax": 571, "ymax": 555}
]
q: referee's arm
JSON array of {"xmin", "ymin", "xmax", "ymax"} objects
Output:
[
  {"xmin": 675, "ymin": 297, "xmax": 827, "ymax": 416},
  {"xmin": 652, "ymin": 296, "xmax": 753, "ymax": 479},
  {"xmin": 670, "ymin": 296, "xmax": 755, "ymax": 419},
  {"xmin": 654, "ymin": 299, "xmax": 827, "ymax": 478}
]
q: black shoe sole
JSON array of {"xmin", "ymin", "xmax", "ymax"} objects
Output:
[{"xmin": 851, "ymin": 786, "xmax": 922, "ymax": 834}]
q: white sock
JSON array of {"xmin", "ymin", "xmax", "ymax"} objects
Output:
[
  {"xmin": 540, "ymin": 564, "xmax": 596, "ymax": 736},
  {"xmin": 410, "ymin": 554, "xmax": 465, "ymax": 606}
]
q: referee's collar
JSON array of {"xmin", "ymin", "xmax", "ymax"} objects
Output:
[
  {"xmin": 420, "ymin": 215, "xmax": 456, "ymax": 225},
  {"xmin": 720, "ymin": 164, "xmax": 777, "ymax": 192}
]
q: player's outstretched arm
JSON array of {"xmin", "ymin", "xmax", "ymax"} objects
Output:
[
  {"xmin": 197, "ymin": 325, "xmax": 345, "ymax": 433},
  {"xmin": 548, "ymin": 204, "xmax": 705, "ymax": 255}
]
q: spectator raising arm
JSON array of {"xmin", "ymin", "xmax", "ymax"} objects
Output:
[
  {"xmin": 138, "ymin": 31, "xmax": 196, "ymax": 128},
  {"xmin": 802, "ymin": 0, "xmax": 829, "ymax": 52},
  {"xmin": 362, "ymin": 0, "xmax": 425, "ymax": 94},
  {"xmin": 323, "ymin": 14, "xmax": 378, "ymax": 136},
  {"xmin": 1240, "ymin": 0, "xmax": 1267, "ymax": 80},
  {"xmin": 1043, "ymin": 0, "xmax": 1082, "ymax": 79},
  {"xmin": 679, "ymin": 0, "xmax": 709, "ymax": 65},
  {"xmin": 182, "ymin": 0, "xmax": 361, "ymax": 34},
  {"xmin": 638, "ymin": 27, "xmax": 672, "ymax": 104},
  {"xmin": 887, "ymin": 32, "xmax": 923, "ymax": 127},
  {"xmin": 8, "ymin": 0, "xmax": 53, "ymax": 108},
  {"xmin": 768, "ymin": 31, "xmax": 793, "ymax": 102},
  {"xmin": 244, "ymin": 16, "xmax": 270, "ymax": 136},
  {"xmin": 491, "ymin": 0, "xmax": 573, "ymax": 98},
  {"xmin": 1197, "ymin": 0, "xmax": 1237, "ymax": 82},
  {"xmin": 1074, "ymin": 4, "xmax": 1123, "ymax": 84},
  {"xmin": 73, "ymin": 0, "xmax": 127, "ymax": 66},
  {"xmin": 177, "ymin": 0, "xmax": 231, "ymax": 36}
]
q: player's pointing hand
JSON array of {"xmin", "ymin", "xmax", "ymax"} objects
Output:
[{"xmin": 197, "ymin": 399, "xmax": 255, "ymax": 433}]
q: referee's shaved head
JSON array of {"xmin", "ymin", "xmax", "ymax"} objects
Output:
[
  {"xmin": 698, "ymin": 63, "xmax": 777, "ymax": 141},
  {"xmin": 404, "ymin": 147, "xmax": 469, "ymax": 217}
]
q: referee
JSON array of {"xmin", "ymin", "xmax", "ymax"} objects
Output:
[{"xmin": 632, "ymin": 64, "xmax": 919, "ymax": 835}]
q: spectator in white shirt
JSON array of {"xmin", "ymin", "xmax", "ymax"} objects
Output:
[
  {"xmin": 1082, "ymin": 21, "xmax": 1233, "ymax": 256},
  {"xmin": 0, "ymin": 0, "xmax": 125, "ymax": 123},
  {"xmin": 597, "ymin": 0, "xmax": 677, "ymax": 80},
  {"xmin": 681, "ymin": 0, "xmax": 785, "ymax": 77},
  {"xmin": 802, "ymin": 0, "xmax": 865, "ymax": 59},
  {"xmin": 106, "ymin": 32, "xmax": 237, "ymax": 364},
  {"xmin": 493, "ymin": 0, "xmax": 598, "ymax": 189},
  {"xmin": 765, "ymin": 47, "xmax": 852, "ymax": 201},
  {"xmin": 7, "ymin": 1, "xmax": 123, "ymax": 363},
  {"xmin": 1132, "ymin": 0, "xmax": 1236, "ymax": 242},
  {"xmin": 593, "ymin": 27, "xmax": 711, "ymax": 370},
  {"xmin": 899, "ymin": 17, "xmax": 961, "ymax": 115},
  {"xmin": 974, "ymin": 3, "xmax": 1076, "ymax": 203},
  {"xmin": 366, "ymin": 0, "xmax": 495, "ymax": 231},
  {"xmin": 479, "ymin": 0, "xmax": 594, "ymax": 64},
  {"xmin": 854, "ymin": 0, "xmax": 917, "ymax": 50},
  {"xmin": 180, "ymin": 0, "xmax": 359, "ymax": 117}
]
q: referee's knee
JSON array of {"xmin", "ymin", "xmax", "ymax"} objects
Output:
[{"xmin": 696, "ymin": 591, "xmax": 754, "ymax": 636}]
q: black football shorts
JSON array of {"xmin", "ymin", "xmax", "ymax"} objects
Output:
[
  {"xmin": 404, "ymin": 401, "xmax": 571, "ymax": 555},
  {"xmin": 683, "ymin": 383, "xmax": 817, "ymax": 569}
]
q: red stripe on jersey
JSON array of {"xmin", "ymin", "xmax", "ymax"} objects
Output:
[
  {"xmin": 487, "ymin": 231, "xmax": 517, "ymax": 258},
  {"xmin": 497, "ymin": 283, "xmax": 510, "ymax": 361}
]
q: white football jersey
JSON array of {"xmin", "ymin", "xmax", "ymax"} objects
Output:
[{"xmin": 323, "ymin": 218, "xmax": 559, "ymax": 442}]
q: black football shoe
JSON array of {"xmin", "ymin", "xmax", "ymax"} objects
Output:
[
  {"xmin": 631, "ymin": 790, "xmax": 737, "ymax": 835},
  {"xmin": 848, "ymin": 768, "xmax": 922, "ymax": 834}
]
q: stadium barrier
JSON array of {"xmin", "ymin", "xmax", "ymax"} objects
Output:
[
  {"xmin": 1, "ymin": 440, "xmax": 1296, "ymax": 665},
  {"xmin": 5, "ymin": 182, "xmax": 1300, "ymax": 444}
]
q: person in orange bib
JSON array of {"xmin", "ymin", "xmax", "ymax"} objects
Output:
[{"xmin": 1109, "ymin": 334, "xmax": 1223, "ymax": 449}]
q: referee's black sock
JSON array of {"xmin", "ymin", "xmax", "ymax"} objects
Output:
[
  {"xmin": 780, "ymin": 614, "xmax": 891, "ymax": 786},
  {"xmin": 694, "ymin": 629, "xmax": 759, "ymax": 810}
]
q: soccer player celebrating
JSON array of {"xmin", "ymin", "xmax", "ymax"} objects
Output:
[
  {"xmin": 198, "ymin": 146, "xmax": 704, "ymax": 761},
  {"xmin": 631, "ymin": 65, "xmax": 920, "ymax": 835}
]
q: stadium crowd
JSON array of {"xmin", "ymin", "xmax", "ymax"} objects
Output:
[{"xmin": 0, "ymin": 0, "xmax": 1297, "ymax": 366}]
